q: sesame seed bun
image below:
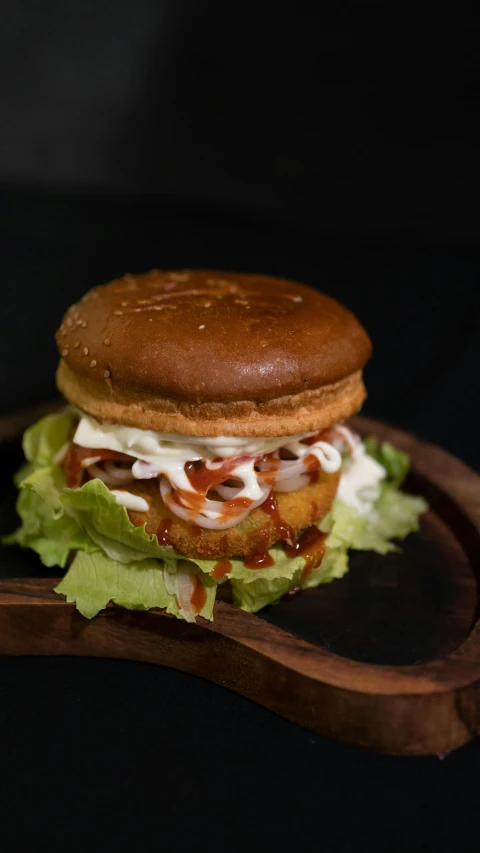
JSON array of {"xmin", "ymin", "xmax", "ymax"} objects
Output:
[{"xmin": 55, "ymin": 270, "xmax": 371, "ymax": 436}]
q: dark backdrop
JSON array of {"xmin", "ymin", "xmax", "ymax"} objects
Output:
[{"xmin": 0, "ymin": 3, "xmax": 478, "ymax": 851}]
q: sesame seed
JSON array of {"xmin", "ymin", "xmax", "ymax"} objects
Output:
[
  {"xmin": 76, "ymin": 319, "xmax": 83, "ymax": 326},
  {"xmin": 148, "ymin": 317, "xmax": 153, "ymax": 322},
  {"xmin": 74, "ymin": 341, "xmax": 80, "ymax": 348},
  {"xmin": 199, "ymin": 324, "xmax": 205, "ymax": 330},
  {"xmin": 103, "ymin": 370, "xmax": 111, "ymax": 378},
  {"xmin": 66, "ymin": 317, "xmax": 73, "ymax": 327},
  {"xmin": 83, "ymin": 347, "xmax": 89, "ymax": 355},
  {"xmin": 121, "ymin": 300, "xmax": 128, "ymax": 307},
  {"xmin": 60, "ymin": 328, "xmax": 67, "ymax": 336},
  {"xmin": 114, "ymin": 310, "xmax": 123, "ymax": 316},
  {"xmin": 61, "ymin": 347, "xmax": 69, "ymax": 356},
  {"xmin": 292, "ymin": 295, "xmax": 303, "ymax": 303},
  {"xmin": 103, "ymin": 338, "xmax": 111, "ymax": 346},
  {"xmin": 204, "ymin": 301, "xmax": 212, "ymax": 308},
  {"xmin": 90, "ymin": 359, "xmax": 97, "ymax": 368},
  {"xmin": 81, "ymin": 320, "xmax": 88, "ymax": 328}
]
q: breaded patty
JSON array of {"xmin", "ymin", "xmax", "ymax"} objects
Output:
[{"xmin": 126, "ymin": 470, "xmax": 340, "ymax": 559}]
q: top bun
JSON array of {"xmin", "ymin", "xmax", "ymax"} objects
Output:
[{"xmin": 56, "ymin": 270, "xmax": 372, "ymax": 436}]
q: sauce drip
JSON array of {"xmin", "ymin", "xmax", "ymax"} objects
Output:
[
  {"xmin": 285, "ymin": 527, "xmax": 327, "ymax": 578},
  {"xmin": 185, "ymin": 457, "xmax": 246, "ymax": 494},
  {"xmin": 61, "ymin": 442, "xmax": 133, "ymax": 488},
  {"xmin": 168, "ymin": 489, "xmax": 251, "ymax": 516},
  {"xmin": 176, "ymin": 458, "xmax": 254, "ymax": 522},
  {"xmin": 190, "ymin": 575, "xmax": 207, "ymax": 613},
  {"xmin": 212, "ymin": 559, "xmax": 232, "ymax": 579},
  {"xmin": 244, "ymin": 551, "xmax": 275, "ymax": 570},
  {"xmin": 157, "ymin": 518, "xmax": 174, "ymax": 547},
  {"xmin": 303, "ymin": 453, "xmax": 320, "ymax": 473},
  {"xmin": 302, "ymin": 429, "xmax": 328, "ymax": 446},
  {"xmin": 260, "ymin": 493, "xmax": 293, "ymax": 543}
]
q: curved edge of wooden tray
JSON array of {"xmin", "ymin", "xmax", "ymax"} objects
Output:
[{"xmin": 1, "ymin": 406, "xmax": 479, "ymax": 756}]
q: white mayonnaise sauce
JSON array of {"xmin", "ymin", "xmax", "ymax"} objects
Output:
[
  {"xmin": 73, "ymin": 413, "xmax": 343, "ymax": 521},
  {"xmin": 337, "ymin": 435, "xmax": 386, "ymax": 515},
  {"xmin": 110, "ymin": 490, "xmax": 150, "ymax": 512},
  {"xmin": 74, "ymin": 415, "xmax": 320, "ymax": 462}
]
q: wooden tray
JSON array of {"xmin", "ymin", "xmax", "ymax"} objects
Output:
[{"xmin": 0, "ymin": 403, "xmax": 479, "ymax": 756}]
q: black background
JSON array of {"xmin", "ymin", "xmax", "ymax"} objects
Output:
[{"xmin": 0, "ymin": 3, "xmax": 478, "ymax": 850}]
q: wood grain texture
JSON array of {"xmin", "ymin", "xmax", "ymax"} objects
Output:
[{"xmin": 1, "ymin": 403, "xmax": 479, "ymax": 755}]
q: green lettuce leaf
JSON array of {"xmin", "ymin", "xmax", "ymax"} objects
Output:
[
  {"xmin": 4, "ymin": 411, "xmax": 427, "ymax": 623},
  {"xmin": 231, "ymin": 573, "xmax": 299, "ymax": 612},
  {"xmin": 193, "ymin": 544, "xmax": 305, "ymax": 584},
  {"xmin": 61, "ymin": 478, "xmax": 177, "ymax": 563},
  {"xmin": 3, "ymin": 474, "xmax": 97, "ymax": 567},
  {"xmin": 231, "ymin": 544, "xmax": 350, "ymax": 612},
  {"xmin": 320, "ymin": 487, "xmax": 427, "ymax": 557},
  {"xmin": 371, "ymin": 484, "xmax": 427, "ymax": 540},
  {"xmin": 55, "ymin": 550, "xmax": 215, "ymax": 620},
  {"xmin": 363, "ymin": 436, "xmax": 410, "ymax": 487},
  {"xmin": 6, "ymin": 462, "xmax": 177, "ymax": 565},
  {"xmin": 299, "ymin": 545, "xmax": 349, "ymax": 590},
  {"xmin": 23, "ymin": 408, "xmax": 76, "ymax": 467},
  {"xmin": 320, "ymin": 499, "xmax": 398, "ymax": 554}
]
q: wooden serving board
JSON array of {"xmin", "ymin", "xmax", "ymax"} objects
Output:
[{"xmin": 0, "ymin": 403, "xmax": 479, "ymax": 756}]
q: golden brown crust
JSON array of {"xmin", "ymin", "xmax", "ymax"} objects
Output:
[
  {"xmin": 126, "ymin": 470, "xmax": 340, "ymax": 559},
  {"xmin": 55, "ymin": 269, "xmax": 371, "ymax": 414},
  {"xmin": 57, "ymin": 360, "xmax": 367, "ymax": 436}
]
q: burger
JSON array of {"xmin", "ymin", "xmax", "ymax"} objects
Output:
[{"xmin": 5, "ymin": 270, "xmax": 426, "ymax": 622}]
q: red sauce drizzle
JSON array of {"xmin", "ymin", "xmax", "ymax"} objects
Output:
[
  {"xmin": 190, "ymin": 575, "xmax": 207, "ymax": 613},
  {"xmin": 257, "ymin": 468, "xmax": 277, "ymax": 486},
  {"xmin": 285, "ymin": 527, "xmax": 327, "ymax": 578},
  {"xmin": 244, "ymin": 551, "xmax": 275, "ymax": 569},
  {"xmin": 185, "ymin": 457, "xmax": 246, "ymax": 494},
  {"xmin": 256, "ymin": 455, "xmax": 281, "ymax": 484},
  {"xmin": 170, "ymin": 458, "xmax": 253, "ymax": 521},
  {"xmin": 302, "ymin": 429, "xmax": 328, "ymax": 446},
  {"xmin": 260, "ymin": 493, "xmax": 294, "ymax": 543},
  {"xmin": 157, "ymin": 518, "xmax": 174, "ymax": 547},
  {"xmin": 167, "ymin": 489, "xmax": 251, "ymax": 518},
  {"xmin": 60, "ymin": 442, "xmax": 133, "ymax": 488},
  {"xmin": 212, "ymin": 559, "xmax": 232, "ymax": 579},
  {"xmin": 303, "ymin": 453, "xmax": 320, "ymax": 473}
]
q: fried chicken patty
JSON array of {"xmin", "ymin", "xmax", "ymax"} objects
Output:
[{"xmin": 126, "ymin": 470, "xmax": 340, "ymax": 560}]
